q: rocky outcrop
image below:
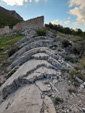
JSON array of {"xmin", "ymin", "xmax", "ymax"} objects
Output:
[
  {"xmin": 0, "ymin": 26, "xmax": 11, "ymax": 36},
  {"xmin": 0, "ymin": 28, "xmax": 85, "ymax": 113},
  {"xmin": 0, "ymin": 6, "xmax": 23, "ymax": 20},
  {"xmin": 8, "ymin": 10, "xmax": 23, "ymax": 20}
]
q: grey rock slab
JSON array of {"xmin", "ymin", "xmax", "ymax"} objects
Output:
[
  {"xmin": 82, "ymin": 108, "xmax": 85, "ymax": 113},
  {"xmin": 44, "ymin": 95, "xmax": 56, "ymax": 113},
  {"xmin": 0, "ymin": 84, "xmax": 56, "ymax": 113},
  {"xmin": 36, "ymin": 81, "xmax": 51, "ymax": 92},
  {"xmin": 25, "ymin": 67, "xmax": 57, "ymax": 82},
  {"xmin": 0, "ymin": 60, "xmax": 52, "ymax": 94},
  {"xmin": 73, "ymin": 75, "xmax": 83, "ymax": 84},
  {"xmin": 33, "ymin": 53, "xmax": 49, "ymax": 57},
  {"xmin": 0, "ymin": 84, "xmax": 43, "ymax": 113}
]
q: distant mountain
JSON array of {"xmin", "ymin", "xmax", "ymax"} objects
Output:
[{"xmin": 0, "ymin": 6, "xmax": 23, "ymax": 28}]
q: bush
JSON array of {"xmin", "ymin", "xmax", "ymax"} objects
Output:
[
  {"xmin": 37, "ymin": 29, "xmax": 46, "ymax": 36},
  {"xmin": 70, "ymin": 45, "xmax": 80, "ymax": 55},
  {"xmin": 68, "ymin": 88, "xmax": 76, "ymax": 94},
  {"xmin": 80, "ymin": 57, "xmax": 85, "ymax": 68},
  {"xmin": 70, "ymin": 70, "xmax": 85, "ymax": 82},
  {"xmin": 70, "ymin": 70, "xmax": 77, "ymax": 78},
  {"xmin": 54, "ymin": 97, "xmax": 63, "ymax": 105},
  {"xmin": 77, "ymin": 73, "xmax": 85, "ymax": 82},
  {"xmin": 57, "ymin": 47, "xmax": 62, "ymax": 51},
  {"xmin": 62, "ymin": 55, "xmax": 78, "ymax": 63},
  {"xmin": 8, "ymin": 46, "xmax": 19, "ymax": 57},
  {"xmin": 74, "ymin": 65, "xmax": 81, "ymax": 70},
  {"xmin": 70, "ymin": 41, "xmax": 85, "ymax": 56},
  {"xmin": 62, "ymin": 39, "xmax": 72, "ymax": 48}
]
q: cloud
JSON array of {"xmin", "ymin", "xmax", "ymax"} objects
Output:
[
  {"xmin": 34, "ymin": 0, "xmax": 39, "ymax": 3},
  {"xmin": 29, "ymin": 0, "xmax": 32, "ymax": 2},
  {"xmin": 69, "ymin": 0, "xmax": 85, "ymax": 25},
  {"xmin": 68, "ymin": 17, "xmax": 70, "ymax": 19},
  {"xmin": 64, "ymin": 21, "xmax": 70, "ymax": 24},
  {"xmin": 1, "ymin": 0, "xmax": 47, "ymax": 5},
  {"xmin": 1, "ymin": 0, "xmax": 28, "ymax": 6},
  {"xmin": 51, "ymin": 19, "xmax": 62, "ymax": 25}
]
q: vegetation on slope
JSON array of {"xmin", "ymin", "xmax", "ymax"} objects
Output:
[
  {"xmin": 0, "ymin": 7, "xmax": 22, "ymax": 28},
  {"xmin": 45, "ymin": 23, "xmax": 85, "ymax": 37},
  {"xmin": 45, "ymin": 24, "xmax": 85, "ymax": 82},
  {"xmin": 0, "ymin": 34, "xmax": 24, "ymax": 71}
]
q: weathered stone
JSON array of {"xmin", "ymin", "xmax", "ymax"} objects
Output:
[
  {"xmin": 82, "ymin": 108, "xmax": 85, "ymax": 113},
  {"xmin": 44, "ymin": 96, "xmax": 56, "ymax": 113},
  {"xmin": 0, "ymin": 26, "xmax": 11, "ymax": 36},
  {"xmin": 0, "ymin": 85, "xmax": 43, "ymax": 113},
  {"xmin": 73, "ymin": 75, "xmax": 83, "ymax": 84},
  {"xmin": 36, "ymin": 81, "xmax": 51, "ymax": 92},
  {"xmin": 13, "ymin": 16, "xmax": 44, "ymax": 32}
]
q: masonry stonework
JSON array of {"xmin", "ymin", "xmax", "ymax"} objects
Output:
[
  {"xmin": 0, "ymin": 16, "xmax": 44, "ymax": 36},
  {"xmin": 0, "ymin": 26, "xmax": 11, "ymax": 36},
  {"xmin": 13, "ymin": 16, "xmax": 44, "ymax": 31}
]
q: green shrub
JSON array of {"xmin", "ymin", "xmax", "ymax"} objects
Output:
[
  {"xmin": 70, "ymin": 45, "xmax": 80, "ymax": 55},
  {"xmin": 62, "ymin": 55, "xmax": 78, "ymax": 63},
  {"xmin": 54, "ymin": 97, "xmax": 63, "ymax": 105},
  {"xmin": 70, "ymin": 41, "xmax": 85, "ymax": 56},
  {"xmin": 37, "ymin": 30, "xmax": 46, "ymax": 36},
  {"xmin": 8, "ymin": 46, "xmax": 19, "ymax": 57},
  {"xmin": 57, "ymin": 47, "xmax": 62, "ymax": 51},
  {"xmin": 77, "ymin": 73, "xmax": 85, "ymax": 82},
  {"xmin": 70, "ymin": 70, "xmax": 85, "ymax": 82},
  {"xmin": 73, "ymin": 80, "xmax": 80, "ymax": 87},
  {"xmin": 68, "ymin": 88, "xmax": 76, "ymax": 93},
  {"xmin": 80, "ymin": 57, "xmax": 85, "ymax": 68},
  {"xmin": 62, "ymin": 39, "xmax": 72, "ymax": 48},
  {"xmin": 70, "ymin": 70, "xmax": 77, "ymax": 78},
  {"xmin": 74, "ymin": 65, "xmax": 81, "ymax": 70}
]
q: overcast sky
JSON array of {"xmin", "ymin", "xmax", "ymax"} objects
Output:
[{"xmin": 0, "ymin": 0, "xmax": 85, "ymax": 31}]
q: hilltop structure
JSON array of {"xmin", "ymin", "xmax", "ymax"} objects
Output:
[{"xmin": 0, "ymin": 16, "xmax": 44, "ymax": 36}]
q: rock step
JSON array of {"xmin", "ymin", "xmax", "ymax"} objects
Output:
[
  {"xmin": 7, "ymin": 47, "xmax": 69, "ymax": 72},
  {"xmin": 16, "ymin": 36, "xmax": 55, "ymax": 49},
  {"xmin": 1, "ymin": 63, "xmax": 61, "ymax": 100},
  {"xmin": 0, "ymin": 84, "xmax": 56, "ymax": 113},
  {"xmin": 9, "ymin": 39, "xmax": 57, "ymax": 60}
]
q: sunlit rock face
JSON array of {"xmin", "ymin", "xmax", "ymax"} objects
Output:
[{"xmin": 0, "ymin": 23, "xmax": 72, "ymax": 113}]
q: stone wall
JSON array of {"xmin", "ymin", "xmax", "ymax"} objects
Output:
[
  {"xmin": 0, "ymin": 16, "xmax": 44, "ymax": 36},
  {"xmin": 13, "ymin": 16, "xmax": 44, "ymax": 31},
  {"xmin": 0, "ymin": 26, "xmax": 11, "ymax": 36}
]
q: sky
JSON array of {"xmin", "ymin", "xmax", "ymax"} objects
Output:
[{"xmin": 0, "ymin": 0, "xmax": 85, "ymax": 31}]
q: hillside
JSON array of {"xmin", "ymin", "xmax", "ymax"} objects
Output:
[
  {"xmin": 0, "ymin": 6, "xmax": 23, "ymax": 28},
  {"xmin": 0, "ymin": 28, "xmax": 85, "ymax": 113},
  {"xmin": 0, "ymin": 16, "xmax": 85, "ymax": 113}
]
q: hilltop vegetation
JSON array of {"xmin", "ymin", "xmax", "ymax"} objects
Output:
[
  {"xmin": 45, "ymin": 23, "xmax": 85, "ymax": 58},
  {"xmin": 0, "ymin": 6, "xmax": 23, "ymax": 28},
  {"xmin": 45, "ymin": 23, "xmax": 85, "ymax": 37}
]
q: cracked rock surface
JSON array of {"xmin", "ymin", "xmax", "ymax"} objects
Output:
[{"xmin": 0, "ymin": 29, "xmax": 85, "ymax": 113}]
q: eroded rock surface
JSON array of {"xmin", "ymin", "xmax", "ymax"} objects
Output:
[{"xmin": 0, "ymin": 29, "xmax": 85, "ymax": 113}]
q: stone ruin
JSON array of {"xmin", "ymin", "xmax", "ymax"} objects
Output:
[
  {"xmin": 13, "ymin": 16, "xmax": 44, "ymax": 31},
  {"xmin": 0, "ymin": 26, "xmax": 11, "ymax": 36},
  {"xmin": 0, "ymin": 16, "xmax": 44, "ymax": 36}
]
